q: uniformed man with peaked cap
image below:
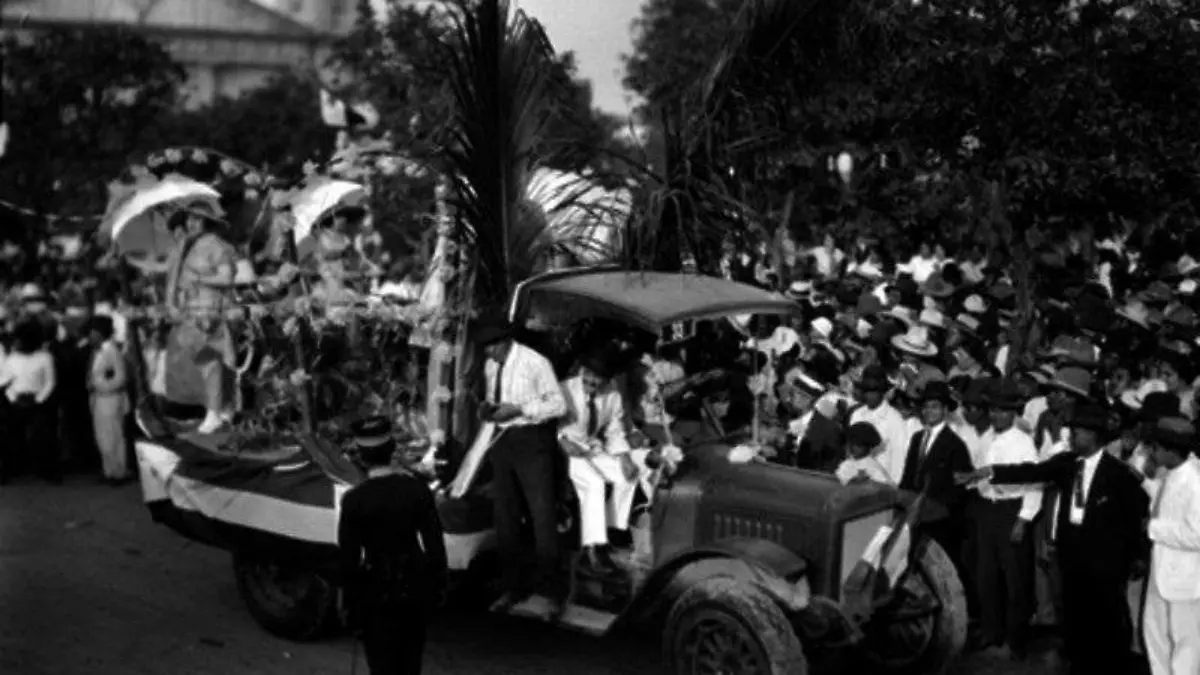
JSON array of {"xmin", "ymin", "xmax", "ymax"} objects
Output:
[{"xmin": 338, "ymin": 416, "xmax": 447, "ymax": 675}]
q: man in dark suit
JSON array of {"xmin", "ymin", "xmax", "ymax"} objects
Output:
[
  {"xmin": 900, "ymin": 381, "xmax": 975, "ymax": 584},
  {"xmin": 338, "ymin": 417, "xmax": 448, "ymax": 675},
  {"xmin": 959, "ymin": 403, "xmax": 1149, "ymax": 675}
]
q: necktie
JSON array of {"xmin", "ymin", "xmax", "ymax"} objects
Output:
[
  {"xmin": 1152, "ymin": 477, "xmax": 1166, "ymax": 518},
  {"xmin": 1071, "ymin": 461, "xmax": 1086, "ymax": 510},
  {"xmin": 491, "ymin": 357, "xmax": 505, "ymax": 404},
  {"xmin": 921, "ymin": 428, "xmax": 935, "ymax": 456},
  {"xmin": 587, "ymin": 393, "xmax": 599, "ymax": 437}
]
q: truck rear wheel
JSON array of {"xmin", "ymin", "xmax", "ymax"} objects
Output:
[
  {"xmin": 664, "ymin": 577, "xmax": 808, "ymax": 675},
  {"xmin": 858, "ymin": 539, "xmax": 967, "ymax": 675},
  {"xmin": 233, "ymin": 553, "xmax": 336, "ymax": 641}
]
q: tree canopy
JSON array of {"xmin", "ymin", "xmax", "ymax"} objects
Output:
[{"xmin": 622, "ymin": 0, "xmax": 1200, "ymax": 269}]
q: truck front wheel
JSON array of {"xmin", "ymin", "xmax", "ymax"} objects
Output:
[
  {"xmin": 857, "ymin": 538, "xmax": 968, "ymax": 675},
  {"xmin": 232, "ymin": 553, "xmax": 337, "ymax": 641},
  {"xmin": 664, "ymin": 577, "xmax": 809, "ymax": 675}
]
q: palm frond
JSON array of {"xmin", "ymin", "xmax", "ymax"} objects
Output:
[{"xmin": 439, "ymin": 0, "xmax": 560, "ymax": 305}]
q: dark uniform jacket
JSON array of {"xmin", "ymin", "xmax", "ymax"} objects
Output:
[{"xmin": 337, "ymin": 471, "xmax": 448, "ymax": 617}]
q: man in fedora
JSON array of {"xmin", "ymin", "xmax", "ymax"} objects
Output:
[
  {"xmin": 974, "ymin": 379, "xmax": 1041, "ymax": 660},
  {"xmin": 899, "ymin": 380, "xmax": 974, "ymax": 575},
  {"xmin": 961, "ymin": 403, "xmax": 1149, "ymax": 675},
  {"xmin": 849, "ymin": 364, "xmax": 909, "ymax": 484},
  {"xmin": 339, "ymin": 416, "xmax": 447, "ymax": 675},
  {"xmin": 1139, "ymin": 417, "xmax": 1200, "ymax": 675},
  {"xmin": 558, "ymin": 345, "xmax": 640, "ymax": 575},
  {"xmin": 475, "ymin": 319, "xmax": 568, "ymax": 618}
]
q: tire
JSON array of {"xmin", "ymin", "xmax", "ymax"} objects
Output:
[
  {"xmin": 663, "ymin": 577, "xmax": 808, "ymax": 675},
  {"xmin": 858, "ymin": 538, "xmax": 968, "ymax": 675},
  {"xmin": 232, "ymin": 553, "xmax": 337, "ymax": 641}
]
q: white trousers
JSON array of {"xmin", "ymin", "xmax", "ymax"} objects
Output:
[
  {"xmin": 1144, "ymin": 581, "xmax": 1200, "ymax": 675},
  {"xmin": 568, "ymin": 451, "xmax": 645, "ymax": 547}
]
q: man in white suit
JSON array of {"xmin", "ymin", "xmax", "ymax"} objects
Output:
[
  {"xmin": 559, "ymin": 347, "xmax": 641, "ymax": 575},
  {"xmin": 1141, "ymin": 417, "xmax": 1200, "ymax": 675}
]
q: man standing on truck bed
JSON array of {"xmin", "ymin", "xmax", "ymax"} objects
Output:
[
  {"xmin": 339, "ymin": 416, "xmax": 447, "ymax": 675},
  {"xmin": 476, "ymin": 319, "xmax": 569, "ymax": 619}
]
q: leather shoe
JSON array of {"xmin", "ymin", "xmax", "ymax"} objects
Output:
[
  {"xmin": 489, "ymin": 591, "xmax": 525, "ymax": 613},
  {"xmin": 581, "ymin": 546, "xmax": 619, "ymax": 575}
]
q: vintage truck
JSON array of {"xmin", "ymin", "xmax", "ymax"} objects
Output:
[{"xmin": 135, "ymin": 267, "xmax": 966, "ymax": 675}]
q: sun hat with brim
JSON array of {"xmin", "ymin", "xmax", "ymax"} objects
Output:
[
  {"xmin": 856, "ymin": 364, "xmax": 889, "ymax": 392},
  {"xmin": 786, "ymin": 369, "xmax": 827, "ymax": 397},
  {"xmin": 920, "ymin": 380, "xmax": 957, "ymax": 407},
  {"xmin": 1166, "ymin": 305, "xmax": 1198, "ymax": 331},
  {"xmin": 786, "ymin": 280, "xmax": 814, "ymax": 299},
  {"xmin": 1139, "ymin": 281, "xmax": 1174, "ymax": 305},
  {"xmin": 952, "ymin": 313, "xmax": 983, "ymax": 337},
  {"xmin": 473, "ymin": 319, "xmax": 512, "ymax": 347},
  {"xmin": 921, "ymin": 275, "xmax": 956, "ymax": 299},
  {"xmin": 997, "ymin": 309, "xmax": 1017, "ymax": 327},
  {"xmin": 810, "ymin": 317, "xmax": 835, "ymax": 341},
  {"xmin": 987, "ymin": 379, "xmax": 1026, "ymax": 411},
  {"xmin": 352, "ymin": 415, "xmax": 395, "ymax": 448},
  {"xmin": 919, "ymin": 308, "xmax": 947, "ymax": 330},
  {"xmin": 1160, "ymin": 338, "xmax": 1193, "ymax": 359},
  {"xmin": 1040, "ymin": 335, "xmax": 1099, "ymax": 368},
  {"xmin": 1047, "ymin": 366, "xmax": 1092, "ymax": 398},
  {"xmin": 990, "ymin": 281, "xmax": 1016, "ymax": 302},
  {"xmin": 1139, "ymin": 391, "xmax": 1182, "ymax": 423},
  {"xmin": 1069, "ymin": 404, "xmax": 1111, "ymax": 433},
  {"xmin": 887, "ymin": 305, "xmax": 917, "ymax": 326},
  {"xmin": 891, "ymin": 325, "xmax": 938, "ymax": 357},
  {"xmin": 963, "ymin": 294, "xmax": 989, "ymax": 315},
  {"xmin": 18, "ymin": 283, "xmax": 47, "ymax": 304},
  {"xmin": 1179, "ymin": 279, "xmax": 1198, "ymax": 296},
  {"xmin": 1018, "ymin": 363, "xmax": 1056, "ymax": 386},
  {"xmin": 1116, "ymin": 299, "xmax": 1152, "ymax": 329},
  {"xmin": 1120, "ymin": 379, "xmax": 1169, "ymax": 411},
  {"xmin": 1146, "ymin": 416, "xmax": 1196, "ymax": 451},
  {"xmin": 961, "ymin": 377, "xmax": 993, "ymax": 406}
]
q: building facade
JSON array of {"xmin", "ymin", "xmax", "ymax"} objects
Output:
[{"xmin": 1, "ymin": 0, "xmax": 354, "ymax": 106}]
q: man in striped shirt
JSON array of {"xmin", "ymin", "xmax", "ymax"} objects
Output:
[{"xmin": 477, "ymin": 321, "xmax": 568, "ymax": 619}]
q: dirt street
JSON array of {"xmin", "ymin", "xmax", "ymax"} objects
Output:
[{"xmin": 0, "ymin": 477, "xmax": 1055, "ymax": 675}]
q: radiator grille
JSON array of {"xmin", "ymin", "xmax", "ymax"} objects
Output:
[{"xmin": 712, "ymin": 513, "xmax": 785, "ymax": 543}]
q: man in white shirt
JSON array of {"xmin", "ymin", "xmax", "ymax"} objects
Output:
[
  {"xmin": 849, "ymin": 365, "xmax": 910, "ymax": 483},
  {"xmin": 973, "ymin": 380, "xmax": 1042, "ymax": 660},
  {"xmin": 558, "ymin": 348, "xmax": 641, "ymax": 575},
  {"xmin": 478, "ymin": 321, "xmax": 568, "ymax": 617},
  {"xmin": 1140, "ymin": 418, "xmax": 1200, "ymax": 675}
]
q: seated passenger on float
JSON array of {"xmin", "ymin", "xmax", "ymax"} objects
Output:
[{"xmin": 558, "ymin": 346, "xmax": 646, "ymax": 575}]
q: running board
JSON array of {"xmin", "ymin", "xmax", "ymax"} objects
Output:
[{"xmin": 491, "ymin": 595, "xmax": 618, "ymax": 637}]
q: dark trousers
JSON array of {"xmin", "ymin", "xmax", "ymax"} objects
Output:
[
  {"xmin": 975, "ymin": 498, "xmax": 1033, "ymax": 650},
  {"xmin": 1058, "ymin": 537, "xmax": 1132, "ymax": 675},
  {"xmin": 489, "ymin": 423, "xmax": 562, "ymax": 599},
  {"xmin": 360, "ymin": 601, "xmax": 428, "ymax": 675},
  {"xmin": 4, "ymin": 398, "xmax": 58, "ymax": 482},
  {"xmin": 960, "ymin": 493, "xmax": 983, "ymax": 621}
]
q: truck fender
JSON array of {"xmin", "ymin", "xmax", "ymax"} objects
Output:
[{"xmin": 620, "ymin": 539, "xmax": 811, "ymax": 629}]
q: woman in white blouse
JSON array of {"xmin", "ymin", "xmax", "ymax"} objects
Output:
[{"xmin": 0, "ymin": 319, "xmax": 57, "ymax": 483}]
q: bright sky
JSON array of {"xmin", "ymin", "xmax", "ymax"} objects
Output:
[
  {"xmin": 384, "ymin": 0, "xmax": 643, "ymax": 116},
  {"xmin": 512, "ymin": 0, "xmax": 643, "ymax": 117}
]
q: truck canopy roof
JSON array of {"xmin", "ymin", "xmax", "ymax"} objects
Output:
[{"xmin": 509, "ymin": 267, "xmax": 799, "ymax": 334}]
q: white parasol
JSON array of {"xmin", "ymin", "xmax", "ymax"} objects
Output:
[
  {"xmin": 286, "ymin": 178, "xmax": 368, "ymax": 251},
  {"xmin": 99, "ymin": 173, "xmax": 223, "ymax": 257}
]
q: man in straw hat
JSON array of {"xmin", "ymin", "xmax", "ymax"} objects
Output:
[
  {"xmin": 1139, "ymin": 417, "xmax": 1200, "ymax": 675},
  {"xmin": 849, "ymin": 364, "xmax": 909, "ymax": 484},
  {"xmin": 338, "ymin": 415, "xmax": 447, "ymax": 675},
  {"xmin": 475, "ymin": 318, "xmax": 568, "ymax": 618},
  {"xmin": 972, "ymin": 379, "xmax": 1040, "ymax": 660},
  {"xmin": 960, "ymin": 403, "xmax": 1149, "ymax": 675}
]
